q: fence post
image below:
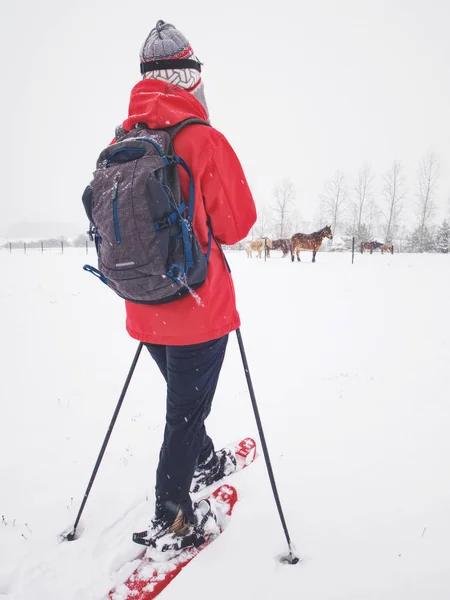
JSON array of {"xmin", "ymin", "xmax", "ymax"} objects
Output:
[
  {"xmin": 41, "ymin": 241, "xmax": 44, "ymax": 254},
  {"xmin": 61, "ymin": 240, "xmax": 64, "ymax": 254},
  {"xmin": 24, "ymin": 242, "xmax": 26, "ymax": 254},
  {"xmin": 352, "ymin": 237, "xmax": 355, "ymax": 264},
  {"xmin": 9, "ymin": 243, "xmax": 12, "ymax": 253},
  {"xmin": 264, "ymin": 238, "xmax": 267, "ymax": 262}
]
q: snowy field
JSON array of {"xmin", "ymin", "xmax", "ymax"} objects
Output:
[{"xmin": 0, "ymin": 248, "xmax": 449, "ymax": 600}]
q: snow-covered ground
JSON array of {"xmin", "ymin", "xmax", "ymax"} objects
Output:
[{"xmin": 1, "ymin": 248, "xmax": 449, "ymax": 600}]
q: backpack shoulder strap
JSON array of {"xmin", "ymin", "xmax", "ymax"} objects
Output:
[{"xmin": 166, "ymin": 118, "xmax": 210, "ymax": 139}]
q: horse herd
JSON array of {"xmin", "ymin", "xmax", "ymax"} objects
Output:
[
  {"xmin": 246, "ymin": 225, "xmax": 333, "ymax": 263},
  {"xmin": 246, "ymin": 226, "xmax": 394, "ymax": 262}
]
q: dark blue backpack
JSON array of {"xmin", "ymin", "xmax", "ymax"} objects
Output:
[{"xmin": 82, "ymin": 118, "xmax": 210, "ymax": 304}]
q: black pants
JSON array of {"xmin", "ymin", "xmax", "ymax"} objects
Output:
[{"xmin": 146, "ymin": 334, "xmax": 228, "ymax": 524}]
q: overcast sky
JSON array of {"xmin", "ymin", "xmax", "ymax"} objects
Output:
[{"xmin": 1, "ymin": 0, "xmax": 449, "ymax": 237}]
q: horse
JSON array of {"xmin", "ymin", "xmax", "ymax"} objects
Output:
[
  {"xmin": 269, "ymin": 238, "xmax": 291, "ymax": 258},
  {"xmin": 246, "ymin": 238, "xmax": 272, "ymax": 258},
  {"xmin": 380, "ymin": 243, "xmax": 394, "ymax": 254},
  {"xmin": 360, "ymin": 241, "xmax": 383, "ymax": 254},
  {"xmin": 291, "ymin": 226, "xmax": 333, "ymax": 263}
]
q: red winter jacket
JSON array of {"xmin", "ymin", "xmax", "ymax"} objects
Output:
[{"xmin": 121, "ymin": 79, "xmax": 256, "ymax": 346}]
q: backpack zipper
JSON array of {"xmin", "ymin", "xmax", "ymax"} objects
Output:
[{"xmin": 112, "ymin": 175, "xmax": 121, "ymax": 244}]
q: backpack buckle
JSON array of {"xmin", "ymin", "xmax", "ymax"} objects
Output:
[
  {"xmin": 87, "ymin": 226, "xmax": 97, "ymax": 242},
  {"xmin": 154, "ymin": 218, "xmax": 168, "ymax": 230},
  {"xmin": 163, "ymin": 155, "xmax": 176, "ymax": 166},
  {"xmin": 154, "ymin": 211, "xmax": 179, "ymax": 230}
]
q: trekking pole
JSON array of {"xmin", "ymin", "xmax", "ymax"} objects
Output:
[
  {"xmin": 235, "ymin": 328, "xmax": 299, "ymax": 565},
  {"xmin": 64, "ymin": 342, "xmax": 144, "ymax": 541}
]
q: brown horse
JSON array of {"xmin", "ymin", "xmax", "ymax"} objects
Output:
[
  {"xmin": 269, "ymin": 238, "xmax": 291, "ymax": 258},
  {"xmin": 360, "ymin": 241, "xmax": 394, "ymax": 254},
  {"xmin": 380, "ymin": 243, "xmax": 394, "ymax": 254},
  {"xmin": 360, "ymin": 241, "xmax": 383, "ymax": 254},
  {"xmin": 291, "ymin": 226, "xmax": 333, "ymax": 263}
]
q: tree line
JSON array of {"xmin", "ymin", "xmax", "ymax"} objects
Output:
[{"xmin": 252, "ymin": 151, "xmax": 449, "ymax": 253}]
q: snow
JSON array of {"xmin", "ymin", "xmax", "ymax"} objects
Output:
[{"xmin": 1, "ymin": 248, "xmax": 449, "ymax": 599}]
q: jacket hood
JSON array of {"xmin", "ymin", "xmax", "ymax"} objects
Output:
[{"xmin": 122, "ymin": 79, "xmax": 208, "ymax": 131}]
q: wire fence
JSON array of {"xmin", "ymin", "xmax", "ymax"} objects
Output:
[
  {"xmin": 2, "ymin": 237, "xmax": 446, "ymax": 257},
  {"xmin": 1, "ymin": 240, "xmax": 96, "ymax": 254}
]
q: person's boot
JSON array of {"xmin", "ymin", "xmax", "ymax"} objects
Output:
[{"xmin": 190, "ymin": 448, "xmax": 237, "ymax": 493}]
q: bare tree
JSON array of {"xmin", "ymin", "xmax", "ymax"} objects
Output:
[
  {"xmin": 289, "ymin": 209, "xmax": 303, "ymax": 236},
  {"xmin": 353, "ymin": 165, "xmax": 374, "ymax": 235},
  {"xmin": 271, "ymin": 178, "xmax": 295, "ymax": 238},
  {"xmin": 346, "ymin": 165, "xmax": 376, "ymax": 245},
  {"xmin": 380, "ymin": 160, "xmax": 406, "ymax": 243},
  {"xmin": 416, "ymin": 151, "xmax": 439, "ymax": 251},
  {"xmin": 313, "ymin": 200, "xmax": 327, "ymax": 230},
  {"xmin": 253, "ymin": 205, "xmax": 272, "ymax": 239},
  {"xmin": 319, "ymin": 170, "xmax": 348, "ymax": 243},
  {"xmin": 365, "ymin": 196, "xmax": 381, "ymax": 238}
]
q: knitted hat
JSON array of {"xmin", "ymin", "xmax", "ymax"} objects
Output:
[{"xmin": 139, "ymin": 20, "xmax": 202, "ymax": 90}]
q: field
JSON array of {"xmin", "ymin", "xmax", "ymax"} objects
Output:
[{"xmin": 1, "ymin": 248, "xmax": 449, "ymax": 600}]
